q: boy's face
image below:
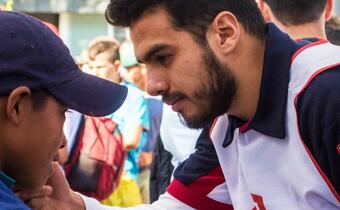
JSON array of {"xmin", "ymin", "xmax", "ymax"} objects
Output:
[{"xmin": 3, "ymin": 94, "xmax": 67, "ymax": 190}]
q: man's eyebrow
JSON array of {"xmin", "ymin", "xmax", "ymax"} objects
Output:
[{"xmin": 138, "ymin": 44, "xmax": 172, "ymax": 63}]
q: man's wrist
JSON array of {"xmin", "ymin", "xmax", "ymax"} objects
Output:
[{"xmin": 69, "ymin": 192, "xmax": 86, "ymax": 210}]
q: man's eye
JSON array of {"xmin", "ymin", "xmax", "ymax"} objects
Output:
[{"xmin": 156, "ymin": 55, "xmax": 171, "ymax": 64}]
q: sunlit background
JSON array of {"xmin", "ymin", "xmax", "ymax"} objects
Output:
[
  {"xmin": 1, "ymin": 0, "xmax": 340, "ymax": 59},
  {"xmin": 0, "ymin": 0, "xmax": 127, "ymax": 60}
]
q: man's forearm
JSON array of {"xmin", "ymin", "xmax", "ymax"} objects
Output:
[{"xmin": 80, "ymin": 192, "xmax": 194, "ymax": 210}]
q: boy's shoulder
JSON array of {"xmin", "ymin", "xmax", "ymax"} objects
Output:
[{"xmin": 0, "ymin": 179, "xmax": 30, "ymax": 210}]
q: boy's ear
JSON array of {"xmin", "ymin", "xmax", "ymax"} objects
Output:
[{"xmin": 6, "ymin": 86, "xmax": 31, "ymax": 124}]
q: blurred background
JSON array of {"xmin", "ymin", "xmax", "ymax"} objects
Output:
[
  {"xmin": 0, "ymin": 0, "xmax": 127, "ymax": 59},
  {"xmin": 1, "ymin": 0, "xmax": 339, "ymax": 59}
]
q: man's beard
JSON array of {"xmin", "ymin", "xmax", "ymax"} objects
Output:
[{"xmin": 180, "ymin": 44, "xmax": 237, "ymax": 129}]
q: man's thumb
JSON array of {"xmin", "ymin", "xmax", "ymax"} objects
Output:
[{"xmin": 46, "ymin": 162, "xmax": 71, "ymax": 199}]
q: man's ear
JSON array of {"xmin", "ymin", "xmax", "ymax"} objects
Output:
[
  {"xmin": 6, "ymin": 86, "xmax": 31, "ymax": 124},
  {"xmin": 324, "ymin": 0, "xmax": 334, "ymax": 21},
  {"xmin": 207, "ymin": 11, "xmax": 240, "ymax": 55}
]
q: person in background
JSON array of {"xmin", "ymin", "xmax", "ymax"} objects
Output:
[
  {"xmin": 99, "ymin": 40, "xmax": 150, "ymax": 207},
  {"xmin": 257, "ymin": 0, "xmax": 333, "ymax": 39},
  {"xmin": 326, "ymin": 16, "xmax": 340, "ymax": 45},
  {"xmin": 149, "ymin": 135, "xmax": 173, "ymax": 203},
  {"xmin": 0, "ymin": 11, "xmax": 126, "ymax": 209},
  {"xmin": 118, "ymin": 41, "xmax": 158, "ymax": 205},
  {"xmin": 120, "ymin": 42, "xmax": 165, "ymax": 203},
  {"xmin": 62, "ymin": 36, "xmax": 122, "ymax": 166},
  {"xmin": 87, "ymin": 37, "xmax": 121, "ymax": 84},
  {"xmin": 160, "ymin": 105, "xmax": 201, "ymax": 172},
  {"xmin": 139, "ymin": 76, "xmax": 163, "ymax": 204},
  {"xmin": 60, "ymin": 37, "xmax": 125, "ymax": 202},
  {"xmin": 119, "ymin": 40, "xmax": 165, "ymax": 204}
]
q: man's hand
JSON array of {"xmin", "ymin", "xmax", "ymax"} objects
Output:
[
  {"xmin": 15, "ymin": 185, "xmax": 53, "ymax": 209},
  {"xmin": 16, "ymin": 162, "xmax": 85, "ymax": 210}
]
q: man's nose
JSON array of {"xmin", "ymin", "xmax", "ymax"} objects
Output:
[{"xmin": 146, "ymin": 69, "xmax": 168, "ymax": 96}]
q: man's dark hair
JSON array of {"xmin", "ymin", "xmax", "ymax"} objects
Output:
[
  {"xmin": 105, "ymin": 0, "xmax": 265, "ymax": 45},
  {"xmin": 326, "ymin": 16, "xmax": 340, "ymax": 46},
  {"xmin": 264, "ymin": 0, "xmax": 327, "ymax": 26},
  {"xmin": 88, "ymin": 40, "xmax": 120, "ymax": 63}
]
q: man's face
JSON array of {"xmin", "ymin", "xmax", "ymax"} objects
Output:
[
  {"xmin": 87, "ymin": 53, "xmax": 120, "ymax": 83},
  {"xmin": 4, "ymin": 94, "xmax": 67, "ymax": 189},
  {"xmin": 131, "ymin": 8, "xmax": 236, "ymax": 128}
]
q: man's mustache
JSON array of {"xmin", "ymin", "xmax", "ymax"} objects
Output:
[{"xmin": 162, "ymin": 92, "xmax": 186, "ymax": 104}]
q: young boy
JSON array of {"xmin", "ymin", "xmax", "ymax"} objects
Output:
[{"xmin": 0, "ymin": 11, "xmax": 127, "ymax": 209}]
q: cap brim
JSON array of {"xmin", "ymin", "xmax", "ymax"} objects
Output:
[{"xmin": 48, "ymin": 72, "xmax": 127, "ymax": 117}]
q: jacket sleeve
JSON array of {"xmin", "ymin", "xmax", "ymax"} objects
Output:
[
  {"xmin": 296, "ymin": 66, "xmax": 340, "ymax": 195},
  {"xmin": 81, "ymin": 192, "xmax": 195, "ymax": 210},
  {"xmin": 166, "ymin": 127, "xmax": 233, "ymax": 210}
]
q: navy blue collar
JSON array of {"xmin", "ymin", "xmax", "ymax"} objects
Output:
[
  {"xmin": 244, "ymin": 24, "xmax": 321, "ymax": 139},
  {"xmin": 222, "ymin": 24, "xmax": 322, "ymax": 147},
  {"xmin": 248, "ymin": 23, "xmax": 294, "ymax": 138},
  {"xmin": 223, "ymin": 24, "xmax": 303, "ymax": 147}
]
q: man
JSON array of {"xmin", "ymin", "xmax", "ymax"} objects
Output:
[
  {"xmin": 87, "ymin": 37, "xmax": 121, "ymax": 84},
  {"xmin": 257, "ymin": 0, "xmax": 333, "ymax": 39},
  {"xmin": 22, "ymin": 0, "xmax": 340, "ymax": 209},
  {"xmin": 0, "ymin": 11, "xmax": 127, "ymax": 209}
]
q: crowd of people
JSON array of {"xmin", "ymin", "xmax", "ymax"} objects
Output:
[{"xmin": 0, "ymin": 0, "xmax": 340, "ymax": 209}]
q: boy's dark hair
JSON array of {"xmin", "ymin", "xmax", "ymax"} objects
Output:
[
  {"xmin": 105, "ymin": 0, "xmax": 265, "ymax": 45},
  {"xmin": 31, "ymin": 90, "xmax": 49, "ymax": 110},
  {"xmin": 326, "ymin": 16, "xmax": 340, "ymax": 46},
  {"xmin": 0, "ymin": 90, "xmax": 49, "ymax": 116},
  {"xmin": 264, "ymin": 0, "xmax": 327, "ymax": 26},
  {"xmin": 88, "ymin": 40, "xmax": 120, "ymax": 63}
]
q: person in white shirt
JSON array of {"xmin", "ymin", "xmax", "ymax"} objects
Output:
[{"xmin": 160, "ymin": 104, "xmax": 201, "ymax": 171}]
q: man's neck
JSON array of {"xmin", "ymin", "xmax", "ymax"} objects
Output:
[{"xmin": 226, "ymin": 35, "xmax": 266, "ymax": 122}]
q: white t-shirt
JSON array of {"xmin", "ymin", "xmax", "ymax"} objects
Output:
[{"xmin": 160, "ymin": 104, "xmax": 202, "ymax": 170}]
